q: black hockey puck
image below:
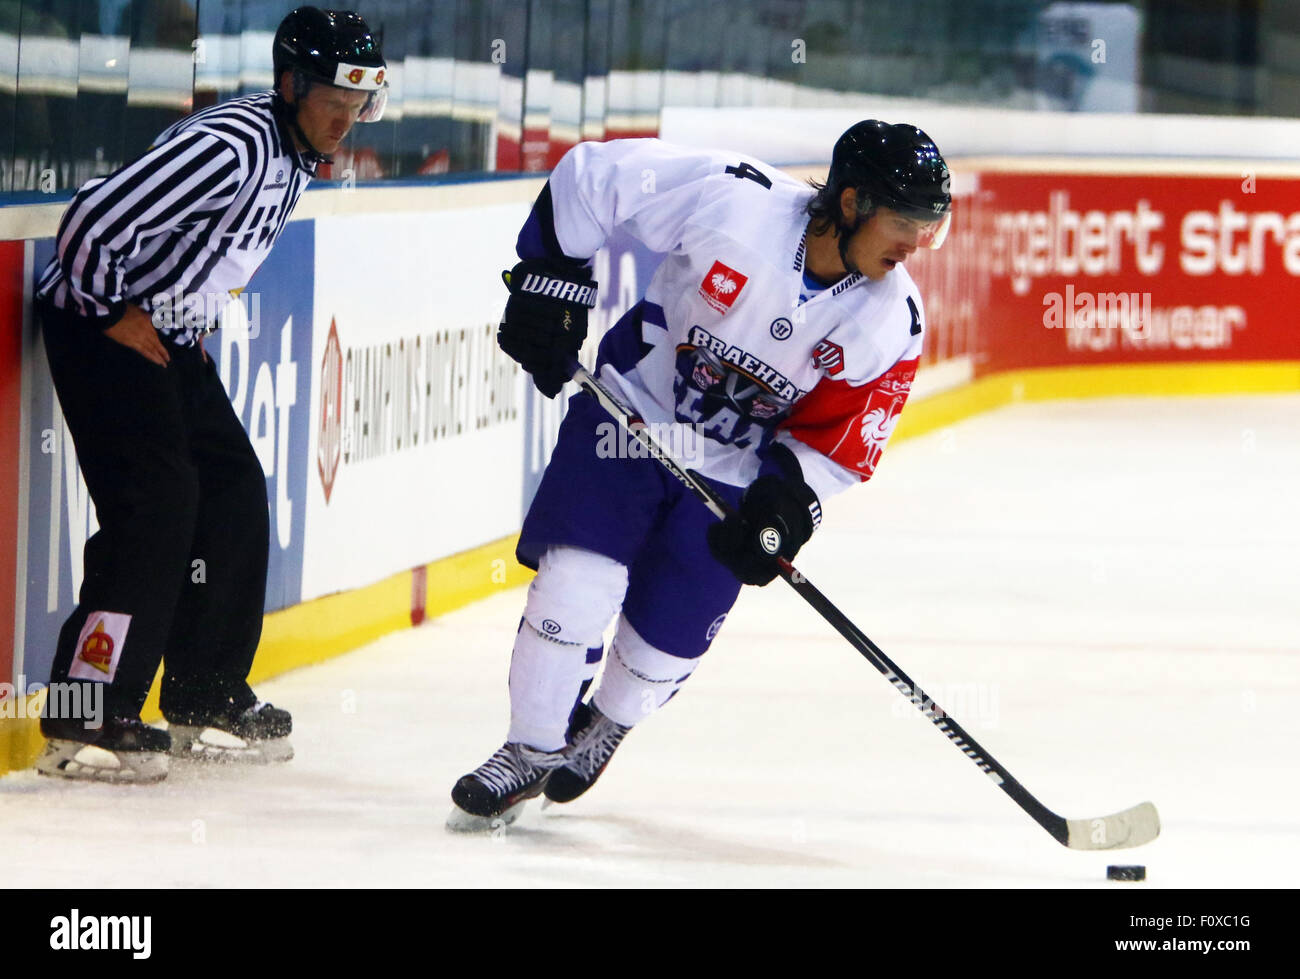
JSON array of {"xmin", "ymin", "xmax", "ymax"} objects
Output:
[{"xmin": 1107, "ymin": 865, "xmax": 1146, "ymax": 881}]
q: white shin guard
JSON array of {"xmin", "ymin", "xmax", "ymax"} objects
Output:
[
  {"xmin": 593, "ymin": 616, "xmax": 700, "ymax": 728},
  {"xmin": 507, "ymin": 547, "xmax": 628, "ymax": 751}
]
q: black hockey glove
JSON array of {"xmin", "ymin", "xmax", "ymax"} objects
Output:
[
  {"xmin": 498, "ymin": 257, "xmax": 598, "ymax": 398},
  {"xmin": 707, "ymin": 444, "xmax": 821, "ymax": 586}
]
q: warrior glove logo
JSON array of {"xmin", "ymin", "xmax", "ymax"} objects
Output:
[
  {"xmin": 759, "ymin": 527, "xmax": 782, "ymax": 554},
  {"xmin": 519, "ymin": 273, "xmax": 598, "ymax": 309}
]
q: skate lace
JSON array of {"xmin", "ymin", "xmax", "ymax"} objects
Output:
[
  {"xmin": 566, "ymin": 712, "xmax": 629, "ymax": 779},
  {"xmin": 474, "ymin": 744, "xmax": 565, "ymax": 796}
]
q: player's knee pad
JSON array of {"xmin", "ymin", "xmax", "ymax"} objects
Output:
[
  {"xmin": 592, "ymin": 615, "xmax": 700, "ymax": 728},
  {"xmin": 521, "ymin": 546, "xmax": 628, "ymax": 649}
]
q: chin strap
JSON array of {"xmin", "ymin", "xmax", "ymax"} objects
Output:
[
  {"xmin": 288, "ymin": 113, "xmax": 333, "ymax": 167},
  {"xmin": 835, "ymin": 216, "xmax": 863, "ymax": 277},
  {"xmin": 272, "ymin": 92, "xmax": 332, "ymax": 169},
  {"xmin": 834, "ymin": 189, "xmax": 884, "ymax": 277}
]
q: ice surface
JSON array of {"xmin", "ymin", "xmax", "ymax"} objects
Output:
[{"xmin": 4, "ymin": 395, "xmax": 1297, "ymax": 887}]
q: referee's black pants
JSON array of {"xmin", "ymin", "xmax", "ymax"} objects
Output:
[{"xmin": 39, "ymin": 302, "xmax": 270, "ymax": 724}]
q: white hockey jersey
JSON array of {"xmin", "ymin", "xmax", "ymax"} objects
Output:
[{"xmin": 520, "ymin": 138, "xmax": 924, "ymax": 502}]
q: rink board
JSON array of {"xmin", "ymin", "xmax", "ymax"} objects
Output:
[
  {"xmin": 3, "ymin": 157, "xmax": 1300, "ymax": 775},
  {"xmin": 0, "ymin": 241, "xmax": 20, "ymax": 710}
]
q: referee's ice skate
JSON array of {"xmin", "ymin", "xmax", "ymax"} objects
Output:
[
  {"xmin": 167, "ymin": 701, "xmax": 294, "ymax": 764},
  {"xmin": 36, "ymin": 715, "xmax": 171, "ymax": 784}
]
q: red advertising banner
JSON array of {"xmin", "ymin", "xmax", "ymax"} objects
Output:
[
  {"xmin": 0, "ymin": 240, "xmax": 23, "ymax": 691},
  {"xmin": 971, "ymin": 171, "xmax": 1300, "ymax": 375}
]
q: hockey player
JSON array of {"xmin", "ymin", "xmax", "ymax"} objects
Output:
[
  {"xmin": 448, "ymin": 121, "xmax": 951, "ymax": 828},
  {"xmin": 32, "ymin": 7, "xmax": 387, "ymax": 783}
]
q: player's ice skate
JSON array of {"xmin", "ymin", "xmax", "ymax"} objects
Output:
[
  {"xmin": 35, "ymin": 716, "xmax": 171, "ymax": 784},
  {"xmin": 167, "ymin": 701, "xmax": 294, "ymax": 764},
  {"xmin": 544, "ymin": 702, "xmax": 631, "ymax": 805},
  {"xmin": 447, "ymin": 742, "xmax": 567, "ymax": 832}
]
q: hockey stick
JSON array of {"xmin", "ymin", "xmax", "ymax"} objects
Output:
[{"xmin": 567, "ymin": 361, "xmax": 1160, "ymax": 851}]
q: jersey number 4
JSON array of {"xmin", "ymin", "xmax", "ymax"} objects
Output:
[{"xmin": 725, "ymin": 162, "xmax": 772, "ymax": 189}]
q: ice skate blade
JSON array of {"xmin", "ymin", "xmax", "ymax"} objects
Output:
[
  {"xmin": 35, "ymin": 739, "xmax": 169, "ymax": 784},
  {"xmin": 168, "ymin": 725, "xmax": 294, "ymax": 764},
  {"xmin": 445, "ymin": 799, "xmax": 527, "ymax": 834}
]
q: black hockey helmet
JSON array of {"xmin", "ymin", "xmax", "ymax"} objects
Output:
[
  {"xmin": 273, "ymin": 7, "xmax": 388, "ymax": 123},
  {"xmin": 824, "ymin": 120, "xmax": 952, "ymax": 248}
]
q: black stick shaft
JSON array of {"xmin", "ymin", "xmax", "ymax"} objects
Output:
[
  {"xmin": 569, "ymin": 363, "xmax": 1070, "ymax": 846},
  {"xmin": 771, "ymin": 558, "xmax": 1069, "ymax": 845}
]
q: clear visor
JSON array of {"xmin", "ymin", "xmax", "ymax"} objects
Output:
[
  {"xmin": 296, "ymin": 68, "xmax": 390, "ymax": 123},
  {"xmin": 357, "ymin": 83, "xmax": 388, "ymax": 123},
  {"xmin": 906, "ymin": 210, "xmax": 952, "ymax": 250}
]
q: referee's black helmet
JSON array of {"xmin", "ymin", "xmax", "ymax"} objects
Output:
[{"xmin": 273, "ymin": 7, "xmax": 388, "ymax": 122}]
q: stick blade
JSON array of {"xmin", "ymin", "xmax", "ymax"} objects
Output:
[{"xmin": 1065, "ymin": 801, "xmax": 1160, "ymax": 850}]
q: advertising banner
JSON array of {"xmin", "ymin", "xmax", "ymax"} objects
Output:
[
  {"xmin": 22, "ymin": 239, "xmax": 90, "ymax": 688},
  {"xmin": 977, "ymin": 171, "xmax": 1300, "ymax": 376},
  {"xmin": 20, "ymin": 225, "xmax": 314, "ymax": 684},
  {"xmin": 205, "ymin": 220, "xmax": 315, "ymax": 613},
  {"xmin": 0, "ymin": 240, "xmax": 22, "ymax": 689},
  {"xmin": 302, "ymin": 203, "xmax": 529, "ymax": 602},
  {"xmin": 9, "ymin": 164, "xmax": 1300, "ymax": 686}
]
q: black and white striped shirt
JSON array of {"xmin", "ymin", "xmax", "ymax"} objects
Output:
[{"xmin": 37, "ymin": 92, "xmax": 314, "ymax": 346}]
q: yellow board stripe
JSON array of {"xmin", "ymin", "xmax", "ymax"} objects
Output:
[
  {"xmin": 3, "ymin": 535, "xmax": 532, "ymax": 775},
  {"xmin": 3, "ymin": 360, "xmax": 1298, "ymax": 776},
  {"xmin": 0, "ymin": 689, "xmax": 48, "ymax": 775},
  {"xmin": 894, "ymin": 361, "xmax": 1300, "ymax": 443}
]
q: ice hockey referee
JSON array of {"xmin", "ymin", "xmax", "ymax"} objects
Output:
[{"xmin": 32, "ymin": 7, "xmax": 388, "ymax": 783}]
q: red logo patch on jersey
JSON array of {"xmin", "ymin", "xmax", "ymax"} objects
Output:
[
  {"xmin": 698, "ymin": 261, "xmax": 748, "ymax": 314},
  {"xmin": 813, "ymin": 340, "xmax": 845, "ymax": 377}
]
